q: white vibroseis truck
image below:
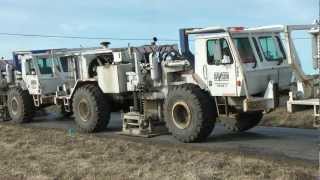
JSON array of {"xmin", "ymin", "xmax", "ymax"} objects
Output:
[{"xmin": 0, "ymin": 23, "xmax": 318, "ymax": 142}]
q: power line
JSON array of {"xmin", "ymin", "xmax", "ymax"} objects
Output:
[
  {"xmin": 0, "ymin": 32, "xmax": 313, "ymax": 41},
  {"xmin": 0, "ymin": 32, "xmax": 179, "ymax": 42}
]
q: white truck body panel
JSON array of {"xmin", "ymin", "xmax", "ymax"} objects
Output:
[{"xmin": 97, "ymin": 64, "xmax": 132, "ymax": 93}]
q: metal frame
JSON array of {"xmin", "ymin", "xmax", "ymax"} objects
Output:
[{"xmin": 282, "ymin": 24, "xmax": 320, "ymax": 127}]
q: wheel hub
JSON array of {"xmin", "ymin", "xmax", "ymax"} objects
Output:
[
  {"xmin": 171, "ymin": 101, "xmax": 191, "ymax": 129},
  {"xmin": 78, "ymin": 99, "xmax": 91, "ymax": 122},
  {"xmin": 10, "ymin": 97, "xmax": 19, "ymax": 115}
]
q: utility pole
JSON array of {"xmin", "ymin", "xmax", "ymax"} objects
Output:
[{"xmin": 317, "ymin": 0, "xmax": 320, "ymax": 128}]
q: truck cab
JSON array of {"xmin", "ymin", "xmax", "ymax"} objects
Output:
[
  {"xmin": 181, "ymin": 26, "xmax": 293, "ymax": 113},
  {"xmin": 13, "ymin": 49, "xmax": 74, "ymax": 106}
]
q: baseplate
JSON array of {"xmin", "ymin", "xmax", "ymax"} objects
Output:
[
  {"xmin": 117, "ymin": 129, "xmax": 168, "ymax": 138},
  {"xmin": 118, "ymin": 124, "xmax": 169, "ymax": 138}
]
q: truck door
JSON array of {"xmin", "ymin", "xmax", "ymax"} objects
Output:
[
  {"xmin": 54, "ymin": 56, "xmax": 76, "ymax": 88},
  {"xmin": 33, "ymin": 56, "xmax": 63, "ymax": 95},
  {"xmin": 204, "ymin": 38, "xmax": 237, "ymax": 96},
  {"xmin": 23, "ymin": 58, "xmax": 39, "ymax": 95}
]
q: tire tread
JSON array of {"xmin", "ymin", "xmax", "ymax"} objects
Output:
[{"xmin": 164, "ymin": 84, "xmax": 217, "ymax": 143}]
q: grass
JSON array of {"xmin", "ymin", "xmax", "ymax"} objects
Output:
[{"xmin": 0, "ymin": 123, "xmax": 317, "ymax": 180}]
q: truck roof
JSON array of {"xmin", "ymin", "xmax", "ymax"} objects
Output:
[
  {"xmin": 185, "ymin": 24, "xmax": 318, "ymax": 35},
  {"xmin": 13, "ymin": 47, "xmax": 103, "ymax": 56},
  {"xmin": 12, "ymin": 44, "xmax": 179, "ymax": 57}
]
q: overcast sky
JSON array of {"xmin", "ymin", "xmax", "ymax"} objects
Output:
[{"xmin": 0, "ymin": 0, "xmax": 318, "ymax": 73}]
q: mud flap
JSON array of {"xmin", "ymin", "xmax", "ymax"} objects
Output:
[{"xmin": 243, "ymin": 80, "xmax": 276, "ymax": 112}]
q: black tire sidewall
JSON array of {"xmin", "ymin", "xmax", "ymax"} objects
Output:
[
  {"xmin": 73, "ymin": 88, "xmax": 98, "ymax": 130},
  {"xmin": 72, "ymin": 84, "xmax": 110, "ymax": 132},
  {"xmin": 166, "ymin": 92, "xmax": 202, "ymax": 136},
  {"xmin": 164, "ymin": 85, "xmax": 216, "ymax": 142},
  {"xmin": 8, "ymin": 90, "xmax": 24, "ymax": 122},
  {"xmin": 7, "ymin": 88, "xmax": 34, "ymax": 123}
]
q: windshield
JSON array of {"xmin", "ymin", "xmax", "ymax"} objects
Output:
[
  {"xmin": 233, "ymin": 37, "xmax": 256, "ymax": 63},
  {"xmin": 258, "ymin": 36, "xmax": 285, "ymax": 61},
  {"xmin": 36, "ymin": 57, "xmax": 53, "ymax": 74}
]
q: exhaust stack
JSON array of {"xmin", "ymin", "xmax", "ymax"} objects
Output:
[{"xmin": 179, "ymin": 29, "xmax": 194, "ymax": 68}]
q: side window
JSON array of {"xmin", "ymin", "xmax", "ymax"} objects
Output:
[
  {"xmin": 53, "ymin": 58, "xmax": 62, "ymax": 72},
  {"xmin": 207, "ymin": 39, "xmax": 233, "ymax": 65},
  {"xmin": 26, "ymin": 59, "xmax": 36, "ymax": 75},
  {"xmin": 60, "ymin": 57, "xmax": 69, "ymax": 72},
  {"xmin": 233, "ymin": 37, "xmax": 257, "ymax": 63},
  {"xmin": 37, "ymin": 58, "xmax": 53, "ymax": 74},
  {"xmin": 258, "ymin": 36, "xmax": 284, "ymax": 61}
]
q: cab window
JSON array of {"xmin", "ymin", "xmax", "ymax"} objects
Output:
[
  {"xmin": 37, "ymin": 58, "xmax": 53, "ymax": 74},
  {"xmin": 207, "ymin": 39, "xmax": 233, "ymax": 65},
  {"xmin": 53, "ymin": 57, "xmax": 62, "ymax": 72},
  {"xmin": 26, "ymin": 59, "xmax": 36, "ymax": 75},
  {"xmin": 233, "ymin": 37, "xmax": 256, "ymax": 63},
  {"xmin": 60, "ymin": 56, "xmax": 70, "ymax": 72},
  {"xmin": 258, "ymin": 36, "xmax": 285, "ymax": 61}
]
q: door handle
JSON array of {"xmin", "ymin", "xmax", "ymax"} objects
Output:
[{"xmin": 203, "ymin": 65, "xmax": 208, "ymax": 80}]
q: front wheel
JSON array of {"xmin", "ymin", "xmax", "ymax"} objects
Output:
[
  {"xmin": 164, "ymin": 85, "xmax": 217, "ymax": 143},
  {"xmin": 72, "ymin": 84, "xmax": 110, "ymax": 133}
]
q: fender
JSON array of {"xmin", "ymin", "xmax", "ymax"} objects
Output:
[
  {"xmin": 181, "ymin": 73, "xmax": 210, "ymax": 92},
  {"xmin": 67, "ymin": 79, "xmax": 98, "ymax": 99}
]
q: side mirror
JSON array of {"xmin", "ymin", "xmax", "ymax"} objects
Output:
[{"xmin": 221, "ymin": 55, "xmax": 231, "ymax": 64}]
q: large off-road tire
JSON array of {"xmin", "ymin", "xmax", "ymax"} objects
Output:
[
  {"xmin": 72, "ymin": 84, "xmax": 110, "ymax": 133},
  {"xmin": 7, "ymin": 88, "xmax": 35, "ymax": 123},
  {"xmin": 164, "ymin": 84, "xmax": 217, "ymax": 143},
  {"xmin": 222, "ymin": 111, "xmax": 263, "ymax": 132}
]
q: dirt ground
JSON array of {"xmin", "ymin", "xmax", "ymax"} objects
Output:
[
  {"xmin": 261, "ymin": 107, "xmax": 314, "ymax": 129},
  {"xmin": 0, "ymin": 124, "xmax": 317, "ymax": 180},
  {"xmin": 260, "ymin": 95, "xmax": 315, "ymax": 129}
]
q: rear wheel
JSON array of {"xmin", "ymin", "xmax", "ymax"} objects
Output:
[
  {"xmin": 222, "ymin": 111, "xmax": 263, "ymax": 132},
  {"xmin": 72, "ymin": 84, "xmax": 110, "ymax": 133},
  {"xmin": 164, "ymin": 84, "xmax": 217, "ymax": 143},
  {"xmin": 7, "ymin": 88, "xmax": 35, "ymax": 123}
]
